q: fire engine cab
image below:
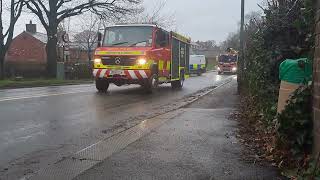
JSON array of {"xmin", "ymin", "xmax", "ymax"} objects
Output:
[{"xmin": 93, "ymin": 24, "xmax": 191, "ymax": 92}]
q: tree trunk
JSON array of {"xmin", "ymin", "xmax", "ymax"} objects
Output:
[
  {"xmin": 88, "ymin": 49, "xmax": 92, "ymax": 62},
  {"xmin": 46, "ymin": 28, "xmax": 58, "ymax": 78},
  {"xmin": 87, "ymin": 40, "xmax": 92, "ymax": 64},
  {"xmin": 0, "ymin": 56, "xmax": 4, "ymax": 80},
  {"xmin": 0, "ymin": 49, "xmax": 5, "ymax": 80}
]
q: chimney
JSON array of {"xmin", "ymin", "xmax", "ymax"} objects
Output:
[{"xmin": 26, "ymin": 20, "xmax": 36, "ymax": 34}]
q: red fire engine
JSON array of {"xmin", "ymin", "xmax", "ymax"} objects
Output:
[
  {"xmin": 217, "ymin": 48, "xmax": 238, "ymax": 75},
  {"xmin": 93, "ymin": 24, "xmax": 191, "ymax": 92}
]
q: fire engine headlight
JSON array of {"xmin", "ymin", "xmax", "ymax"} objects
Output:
[
  {"xmin": 137, "ymin": 58, "xmax": 147, "ymax": 65},
  {"xmin": 232, "ymin": 67, "xmax": 237, "ymax": 71},
  {"xmin": 94, "ymin": 58, "xmax": 102, "ymax": 64},
  {"xmin": 217, "ymin": 67, "xmax": 221, "ymax": 71}
]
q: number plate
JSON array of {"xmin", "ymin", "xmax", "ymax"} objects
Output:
[{"xmin": 110, "ymin": 70, "xmax": 125, "ymax": 75}]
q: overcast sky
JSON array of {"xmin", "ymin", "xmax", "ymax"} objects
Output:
[
  {"xmin": 13, "ymin": 0, "xmax": 263, "ymax": 43},
  {"xmin": 143, "ymin": 0, "xmax": 263, "ymax": 42}
]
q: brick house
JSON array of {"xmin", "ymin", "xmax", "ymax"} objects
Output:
[
  {"xmin": 5, "ymin": 21, "xmax": 93, "ymax": 77},
  {"xmin": 5, "ymin": 21, "xmax": 47, "ymax": 77},
  {"xmin": 314, "ymin": 2, "xmax": 320, "ymax": 155}
]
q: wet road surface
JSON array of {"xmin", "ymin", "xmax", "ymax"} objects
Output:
[{"xmin": 0, "ymin": 72, "xmax": 230, "ymax": 179}]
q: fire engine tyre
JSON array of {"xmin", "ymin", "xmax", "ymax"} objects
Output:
[
  {"xmin": 144, "ymin": 74, "xmax": 159, "ymax": 93},
  {"xmin": 171, "ymin": 72, "xmax": 185, "ymax": 89},
  {"xmin": 95, "ymin": 79, "xmax": 109, "ymax": 92},
  {"xmin": 218, "ymin": 71, "xmax": 222, "ymax": 75}
]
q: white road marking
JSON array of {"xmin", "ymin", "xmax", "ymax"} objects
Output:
[{"xmin": 0, "ymin": 90, "xmax": 91, "ymax": 102}]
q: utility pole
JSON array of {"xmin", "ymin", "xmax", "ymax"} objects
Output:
[{"xmin": 238, "ymin": 0, "xmax": 245, "ymax": 92}]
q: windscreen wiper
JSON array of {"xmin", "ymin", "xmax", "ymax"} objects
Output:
[
  {"xmin": 129, "ymin": 40, "xmax": 147, "ymax": 47},
  {"xmin": 111, "ymin": 41, "xmax": 128, "ymax": 46}
]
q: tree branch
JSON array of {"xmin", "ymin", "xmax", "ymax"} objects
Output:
[
  {"xmin": 4, "ymin": 0, "xmax": 24, "ymax": 50},
  {"xmin": 57, "ymin": 0, "xmax": 139, "ymax": 22},
  {"xmin": 37, "ymin": 0, "xmax": 49, "ymax": 16},
  {"xmin": 26, "ymin": 0, "xmax": 49, "ymax": 29}
]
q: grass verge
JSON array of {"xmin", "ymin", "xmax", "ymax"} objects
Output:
[
  {"xmin": 206, "ymin": 63, "xmax": 217, "ymax": 71},
  {"xmin": 0, "ymin": 79, "xmax": 93, "ymax": 89}
]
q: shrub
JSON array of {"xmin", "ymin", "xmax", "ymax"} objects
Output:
[{"xmin": 277, "ymin": 86, "xmax": 313, "ymax": 164}]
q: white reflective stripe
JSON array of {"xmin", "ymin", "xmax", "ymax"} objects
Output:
[
  {"xmin": 139, "ymin": 70, "xmax": 148, "ymax": 78},
  {"xmin": 128, "ymin": 70, "xmax": 138, "ymax": 79},
  {"xmin": 93, "ymin": 69, "xmax": 99, "ymax": 76},
  {"xmin": 100, "ymin": 69, "xmax": 107, "ymax": 78}
]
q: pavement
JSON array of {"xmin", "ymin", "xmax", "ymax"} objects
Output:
[
  {"xmin": 0, "ymin": 72, "xmax": 231, "ymax": 180},
  {"xmin": 73, "ymin": 79, "xmax": 281, "ymax": 180}
]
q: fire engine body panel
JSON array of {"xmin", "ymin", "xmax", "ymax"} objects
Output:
[{"xmin": 93, "ymin": 24, "xmax": 191, "ymax": 91}]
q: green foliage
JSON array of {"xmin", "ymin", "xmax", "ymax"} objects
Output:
[
  {"xmin": 298, "ymin": 155, "xmax": 320, "ymax": 180},
  {"xmin": 242, "ymin": 24, "xmax": 279, "ymax": 124},
  {"xmin": 241, "ymin": 0, "xmax": 314, "ymax": 124},
  {"xmin": 65, "ymin": 62, "xmax": 92, "ymax": 79},
  {"xmin": 237, "ymin": 0, "xmax": 316, "ymax": 173},
  {"xmin": 277, "ymin": 86, "xmax": 313, "ymax": 159}
]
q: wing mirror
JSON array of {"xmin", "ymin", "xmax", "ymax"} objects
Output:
[{"xmin": 97, "ymin": 32, "xmax": 102, "ymax": 47}]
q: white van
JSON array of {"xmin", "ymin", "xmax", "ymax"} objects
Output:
[{"xmin": 190, "ymin": 55, "xmax": 206, "ymax": 75}]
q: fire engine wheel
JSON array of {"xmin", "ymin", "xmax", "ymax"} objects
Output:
[
  {"xmin": 95, "ymin": 79, "xmax": 109, "ymax": 92},
  {"xmin": 171, "ymin": 72, "xmax": 184, "ymax": 89},
  {"xmin": 218, "ymin": 71, "xmax": 222, "ymax": 75},
  {"xmin": 144, "ymin": 74, "xmax": 159, "ymax": 93}
]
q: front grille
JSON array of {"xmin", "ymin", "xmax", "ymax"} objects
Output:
[{"xmin": 101, "ymin": 56, "xmax": 137, "ymax": 66}]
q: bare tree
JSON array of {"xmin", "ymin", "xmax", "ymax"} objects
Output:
[
  {"xmin": 220, "ymin": 11, "xmax": 262, "ymax": 53},
  {"xmin": 73, "ymin": 13, "xmax": 100, "ymax": 63},
  {"xmin": 73, "ymin": 30, "xmax": 97, "ymax": 62},
  {"xmin": 26, "ymin": 0, "xmax": 141, "ymax": 77},
  {"xmin": 220, "ymin": 32, "xmax": 240, "ymax": 52},
  {"xmin": 120, "ymin": 0, "xmax": 176, "ymax": 30},
  {"xmin": 0, "ymin": 0, "xmax": 24, "ymax": 79}
]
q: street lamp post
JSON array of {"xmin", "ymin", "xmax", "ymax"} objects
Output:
[{"xmin": 238, "ymin": 0, "xmax": 245, "ymax": 92}]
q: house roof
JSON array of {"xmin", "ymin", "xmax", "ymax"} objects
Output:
[
  {"xmin": 25, "ymin": 31, "xmax": 47, "ymax": 43},
  {"xmin": 21, "ymin": 31, "xmax": 97, "ymax": 51}
]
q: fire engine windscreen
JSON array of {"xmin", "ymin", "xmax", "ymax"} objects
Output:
[
  {"xmin": 219, "ymin": 55, "xmax": 237, "ymax": 63},
  {"xmin": 103, "ymin": 26, "xmax": 153, "ymax": 47}
]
